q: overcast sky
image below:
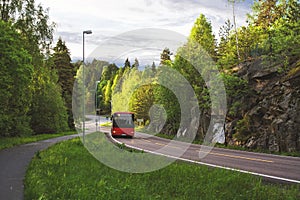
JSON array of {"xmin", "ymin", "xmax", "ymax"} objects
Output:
[{"xmin": 36, "ymin": 0, "xmax": 253, "ymax": 65}]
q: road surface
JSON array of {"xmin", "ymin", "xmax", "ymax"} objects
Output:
[
  {"xmin": 100, "ymin": 126, "xmax": 300, "ymax": 184},
  {"xmin": 0, "ymin": 117, "xmax": 298, "ymax": 200},
  {"xmin": 0, "ymin": 134, "xmax": 81, "ymax": 200}
]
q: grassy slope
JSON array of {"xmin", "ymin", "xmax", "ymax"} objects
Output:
[
  {"xmin": 25, "ymin": 137, "xmax": 299, "ymax": 200},
  {"xmin": 0, "ymin": 131, "xmax": 76, "ymax": 150}
]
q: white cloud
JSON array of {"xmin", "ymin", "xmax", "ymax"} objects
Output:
[{"xmin": 36, "ymin": 0, "xmax": 252, "ymax": 60}]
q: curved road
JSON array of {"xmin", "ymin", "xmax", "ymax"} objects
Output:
[
  {"xmin": 0, "ymin": 134, "xmax": 80, "ymax": 200},
  {"xmin": 100, "ymin": 126, "xmax": 300, "ymax": 184},
  {"xmin": 0, "ymin": 117, "xmax": 299, "ymax": 199}
]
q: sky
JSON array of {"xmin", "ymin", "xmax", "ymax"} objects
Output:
[{"xmin": 36, "ymin": 0, "xmax": 253, "ymax": 65}]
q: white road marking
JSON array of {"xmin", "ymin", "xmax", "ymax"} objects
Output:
[{"xmin": 109, "ymin": 134, "xmax": 300, "ymax": 184}]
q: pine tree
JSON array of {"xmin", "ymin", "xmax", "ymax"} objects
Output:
[
  {"xmin": 160, "ymin": 48, "xmax": 172, "ymax": 65},
  {"xmin": 52, "ymin": 38, "xmax": 76, "ymax": 129},
  {"xmin": 132, "ymin": 58, "xmax": 139, "ymax": 69},
  {"xmin": 151, "ymin": 61, "xmax": 156, "ymax": 72},
  {"xmin": 189, "ymin": 14, "xmax": 217, "ymax": 60},
  {"xmin": 124, "ymin": 58, "xmax": 131, "ymax": 68}
]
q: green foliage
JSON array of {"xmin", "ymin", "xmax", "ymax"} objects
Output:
[
  {"xmin": 0, "ymin": 0, "xmax": 55, "ymax": 54},
  {"xmin": 29, "ymin": 66, "xmax": 69, "ymax": 134},
  {"xmin": 160, "ymin": 48, "xmax": 172, "ymax": 65},
  {"xmin": 234, "ymin": 116, "xmax": 251, "ymax": 142},
  {"xmin": 52, "ymin": 38, "xmax": 76, "ymax": 129},
  {"xmin": 221, "ymin": 73, "xmax": 249, "ymax": 115},
  {"xmin": 95, "ymin": 63, "xmax": 118, "ymax": 114},
  {"xmin": 112, "ymin": 68, "xmax": 142, "ymax": 112},
  {"xmin": 25, "ymin": 138, "xmax": 300, "ymax": 199},
  {"xmin": 129, "ymin": 84, "xmax": 155, "ymax": 122},
  {"xmin": 0, "ymin": 20, "xmax": 34, "ymax": 136},
  {"xmin": 153, "ymin": 84, "xmax": 180, "ymax": 133},
  {"xmin": 0, "ymin": 1, "xmax": 70, "ymax": 136},
  {"xmin": 189, "ymin": 14, "xmax": 217, "ymax": 59}
]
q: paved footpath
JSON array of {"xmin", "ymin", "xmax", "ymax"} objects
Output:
[{"xmin": 0, "ymin": 134, "xmax": 78, "ymax": 200}]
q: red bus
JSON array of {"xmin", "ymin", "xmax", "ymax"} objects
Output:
[{"xmin": 111, "ymin": 112, "xmax": 135, "ymax": 138}]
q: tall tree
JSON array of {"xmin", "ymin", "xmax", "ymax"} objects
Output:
[
  {"xmin": 219, "ymin": 19, "xmax": 233, "ymax": 42},
  {"xmin": 30, "ymin": 66, "xmax": 69, "ymax": 134},
  {"xmin": 255, "ymin": 0, "xmax": 282, "ymax": 27},
  {"xmin": 132, "ymin": 58, "xmax": 139, "ymax": 69},
  {"xmin": 151, "ymin": 61, "xmax": 156, "ymax": 72},
  {"xmin": 228, "ymin": 0, "xmax": 245, "ymax": 61},
  {"xmin": 160, "ymin": 48, "xmax": 172, "ymax": 65},
  {"xmin": 189, "ymin": 14, "xmax": 217, "ymax": 59},
  {"xmin": 0, "ymin": 21, "xmax": 34, "ymax": 136},
  {"xmin": 124, "ymin": 58, "xmax": 131, "ymax": 68},
  {"xmin": 0, "ymin": 0, "xmax": 55, "ymax": 55},
  {"xmin": 0, "ymin": 1, "xmax": 69, "ymax": 135},
  {"xmin": 130, "ymin": 84, "xmax": 155, "ymax": 122},
  {"xmin": 218, "ymin": 19, "xmax": 235, "ymax": 68},
  {"xmin": 52, "ymin": 38, "xmax": 76, "ymax": 129}
]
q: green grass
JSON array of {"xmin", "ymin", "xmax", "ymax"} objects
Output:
[
  {"xmin": 0, "ymin": 131, "xmax": 76, "ymax": 150},
  {"xmin": 100, "ymin": 121, "xmax": 112, "ymax": 127},
  {"xmin": 25, "ymin": 137, "xmax": 300, "ymax": 200}
]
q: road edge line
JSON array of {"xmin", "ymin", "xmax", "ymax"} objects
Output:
[{"xmin": 109, "ymin": 134, "xmax": 300, "ymax": 184}]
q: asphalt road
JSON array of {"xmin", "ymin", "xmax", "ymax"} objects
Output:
[
  {"xmin": 0, "ymin": 118, "xmax": 298, "ymax": 200},
  {"xmin": 0, "ymin": 117, "xmax": 103, "ymax": 200},
  {"xmin": 100, "ymin": 126, "xmax": 300, "ymax": 184},
  {"xmin": 0, "ymin": 135, "xmax": 79, "ymax": 200}
]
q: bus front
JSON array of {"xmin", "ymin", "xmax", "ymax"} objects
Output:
[{"xmin": 111, "ymin": 112, "xmax": 134, "ymax": 138}]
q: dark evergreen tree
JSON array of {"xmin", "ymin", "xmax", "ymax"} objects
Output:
[
  {"xmin": 52, "ymin": 38, "xmax": 76, "ymax": 130},
  {"xmin": 124, "ymin": 58, "xmax": 131, "ymax": 68},
  {"xmin": 151, "ymin": 61, "xmax": 156, "ymax": 72},
  {"xmin": 160, "ymin": 48, "xmax": 172, "ymax": 65},
  {"xmin": 132, "ymin": 58, "xmax": 139, "ymax": 69}
]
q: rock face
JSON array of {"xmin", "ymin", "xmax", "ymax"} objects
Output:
[{"xmin": 226, "ymin": 59, "xmax": 300, "ymax": 153}]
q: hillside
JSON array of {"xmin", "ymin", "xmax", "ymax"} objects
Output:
[{"xmin": 225, "ymin": 58, "xmax": 300, "ymax": 152}]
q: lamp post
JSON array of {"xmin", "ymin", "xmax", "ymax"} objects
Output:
[
  {"xmin": 95, "ymin": 81, "xmax": 100, "ymax": 131},
  {"xmin": 82, "ymin": 30, "xmax": 92, "ymax": 144}
]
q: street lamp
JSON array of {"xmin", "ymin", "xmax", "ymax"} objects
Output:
[
  {"xmin": 82, "ymin": 30, "xmax": 92, "ymax": 144},
  {"xmin": 95, "ymin": 81, "xmax": 100, "ymax": 131}
]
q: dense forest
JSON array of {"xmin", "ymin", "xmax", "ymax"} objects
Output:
[
  {"xmin": 1, "ymin": 0, "xmax": 299, "ymax": 152},
  {"xmin": 0, "ymin": 0, "xmax": 75, "ymax": 135},
  {"xmin": 90, "ymin": 0, "xmax": 300, "ymax": 152}
]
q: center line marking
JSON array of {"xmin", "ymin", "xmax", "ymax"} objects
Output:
[
  {"xmin": 144, "ymin": 139, "xmax": 182, "ymax": 149},
  {"xmin": 197, "ymin": 150, "xmax": 274, "ymax": 163}
]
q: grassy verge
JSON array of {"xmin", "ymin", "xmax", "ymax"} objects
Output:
[
  {"xmin": 25, "ymin": 137, "xmax": 299, "ymax": 200},
  {"xmin": 100, "ymin": 121, "xmax": 112, "ymax": 127},
  {"xmin": 0, "ymin": 131, "xmax": 76, "ymax": 150}
]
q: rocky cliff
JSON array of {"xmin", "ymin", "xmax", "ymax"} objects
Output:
[{"xmin": 226, "ymin": 59, "xmax": 300, "ymax": 153}]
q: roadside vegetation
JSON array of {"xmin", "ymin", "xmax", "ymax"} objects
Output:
[
  {"xmin": 91, "ymin": 0, "xmax": 300, "ymax": 153},
  {"xmin": 0, "ymin": 1, "xmax": 76, "ymax": 138},
  {"xmin": 25, "ymin": 138, "xmax": 299, "ymax": 200},
  {"xmin": 0, "ymin": 131, "xmax": 76, "ymax": 150}
]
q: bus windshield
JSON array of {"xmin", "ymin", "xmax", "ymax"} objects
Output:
[{"xmin": 112, "ymin": 113, "xmax": 134, "ymax": 128}]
